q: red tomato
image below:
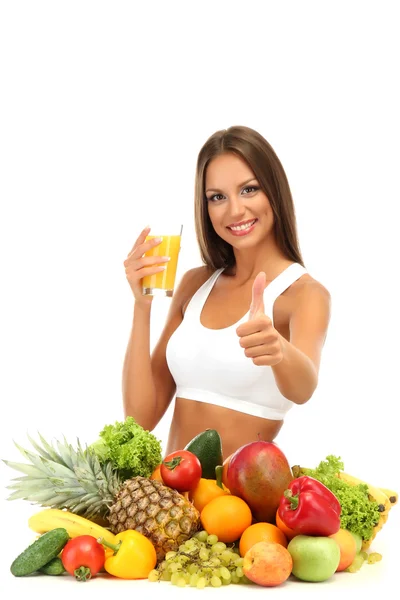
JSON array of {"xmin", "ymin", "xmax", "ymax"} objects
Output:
[
  {"xmin": 61, "ymin": 535, "xmax": 105, "ymax": 581},
  {"xmin": 160, "ymin": 450, "xmax": 202, "ymax": 492}
]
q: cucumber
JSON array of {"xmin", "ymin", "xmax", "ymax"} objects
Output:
[
  {"xmin": 10, "ymin": 527, "xmax": 69, "ymax": 577},
  {"xmin": 184, "ymin": 429, "xmax": 223, "ymax": 479},
  {"xmin": 39, "ymin": 556, "xmax": 66, "ymax": 575}
]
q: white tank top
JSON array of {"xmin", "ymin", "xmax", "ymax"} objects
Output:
[{"xmin": 166, "ymin": 262, "xmax": 308, "ymax": 420}]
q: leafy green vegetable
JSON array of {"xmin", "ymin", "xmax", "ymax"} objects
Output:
[
  {"xmin": 300, "ymin": 455, "xmax": 380, "ymax": 541},
  {"xmin": 90, "ymin": 416, "xmax": 162, "ymax": 480}
]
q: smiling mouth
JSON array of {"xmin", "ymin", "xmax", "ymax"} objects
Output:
[{"xmin": 227, "ymin": 219, "xmax": 257, "ymax": 232}]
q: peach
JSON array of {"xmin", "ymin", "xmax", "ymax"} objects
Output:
[
  {"xmin": 243, "ymin": 541, "xmax": 293, "ymax": 587},
  {"xmin": 329, "ymin": 528, "xmax": 357, "ymax": 571}
]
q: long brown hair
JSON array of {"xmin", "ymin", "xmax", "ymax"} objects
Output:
[{"xmin": 194, "ymin": 125, "xmax": 305, "ymax": 271}]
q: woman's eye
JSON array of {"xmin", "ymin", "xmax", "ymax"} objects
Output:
[
  {"xmin": 243, "ymin": 186, "xmax": 258, "ymax": 194},
  {"xmin": 207, "ymin": 193, "xmax": 224, "ymax": 202}
]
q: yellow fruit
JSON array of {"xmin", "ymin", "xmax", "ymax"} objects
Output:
[{"xmin": 28, "ymin": 508, "xmax": 116, "ymax": 544}]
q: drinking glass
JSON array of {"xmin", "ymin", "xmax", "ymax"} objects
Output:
[{"xmin": 142, "ymin": 224, "xmax": 183, "ymax": 297}]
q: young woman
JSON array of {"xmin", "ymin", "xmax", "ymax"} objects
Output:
[{"xmin": 122, "ymin": 125, "xmax": 331, "ymax": 459}]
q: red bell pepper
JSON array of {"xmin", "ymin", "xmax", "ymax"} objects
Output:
[{"xmin": 278, "ymin": 476, "xmax": 341, "ymax": 536}]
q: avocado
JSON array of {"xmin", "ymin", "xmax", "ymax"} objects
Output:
[{"xmin": 184, "ymin": 429, "xmax": 223, "ymax": 479}]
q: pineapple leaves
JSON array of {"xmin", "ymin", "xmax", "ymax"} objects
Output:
[{"xmin": 2, "ymin": 432, "xmax": 121, "ymax": 515}]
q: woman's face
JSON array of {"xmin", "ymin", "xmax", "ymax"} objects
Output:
[{"xmin": 205, "ymin": 152, "xmax": 274, "ymax": 248}]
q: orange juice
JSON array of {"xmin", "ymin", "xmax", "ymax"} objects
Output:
[{"xmin": 142, "ymin": 235, "xmax": 181, "ymax": 296}]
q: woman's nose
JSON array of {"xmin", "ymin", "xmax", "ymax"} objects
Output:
[{"xmin": 228, "ymin": 195, "xmax": 246, "ymax": 219}]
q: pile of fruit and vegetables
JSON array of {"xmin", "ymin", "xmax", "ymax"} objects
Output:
[{"xmin": 3, "ymin": 417, "xmax": 398, "ymax": 588}]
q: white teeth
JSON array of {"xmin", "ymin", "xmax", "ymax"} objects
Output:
[{"xmin": 230, "ymin": 219, "xmax": 256, "ymax": 231}]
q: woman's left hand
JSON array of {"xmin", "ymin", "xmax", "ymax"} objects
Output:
[{"xmin": 236, "ymin": 272, "xmax": 284, "ymax": 367}]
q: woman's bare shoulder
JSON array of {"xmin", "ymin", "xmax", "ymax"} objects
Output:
[
  {"xmin": 289, "ymin": 272, "xmax": 331, "ymax": 312},
  {"xmin": 292, "ymin": 271, "xmax": 330, "ymax": 293}
]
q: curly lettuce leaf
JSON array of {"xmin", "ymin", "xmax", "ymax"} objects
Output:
[{"xmin": 90, "ymin": 416, "xmax": 162, "ymax": 480}]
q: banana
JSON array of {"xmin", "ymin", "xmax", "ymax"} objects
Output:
[
  {"xmin": 28, "ymin": 508, "xmax": 116, "ymax": 544},
  {"xmin": 361, "ymin": 513, "xmax": 388, "ymax": 551},
  {"xmin": 337, "ymin": 472, "xmax": 392, "ymax": 515},
  {"xmin": 379, "ymin": 487, "xmax": 398, "ymax": 506},
  {"xmin": 291, "ymin": 465, "xmax": 308, "ymax": 478},
  {"xmin": 363, "ymin": 510, "xmax": 389, "ymax": 549}
]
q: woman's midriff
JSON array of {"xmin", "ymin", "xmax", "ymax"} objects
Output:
[{"xmin": 165, "ymin": 397, "xmax": 284, "ymax": 460}]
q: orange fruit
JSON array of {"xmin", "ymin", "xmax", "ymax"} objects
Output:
[
  {"xmin": 201, "ymin": 495, "xmax": 252, "ymax": 543},
  {"xmin": 239, "ymin": 522, "xmax": 288, "ymax": 557},
  {"xmin": 150, "ymin": 465, "xmax": 163, "ymax": 482},
  {"xmin": 275, "ymin": 509, "xmax": 297, "ymax": 541},
  {"xmin": 189, "ymin": 478, "xmax": 230, "ymax": 512},
  {"xmin": 329, "ymin": 528, "xmax": 357, "ymax": 571}
]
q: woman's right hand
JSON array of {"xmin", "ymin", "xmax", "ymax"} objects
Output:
[{"xmin": 124, "ymin": 226, "xmax": 170, "ymax": 304}]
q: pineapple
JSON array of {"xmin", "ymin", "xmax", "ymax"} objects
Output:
[{"xmin": 3, "ymin": 434, "xmax": 200, "ymax": 561}]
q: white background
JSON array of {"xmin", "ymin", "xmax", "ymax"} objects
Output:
[{"xmin": 0, "ymin": 1, "xmax": 399, "ymax": 598}]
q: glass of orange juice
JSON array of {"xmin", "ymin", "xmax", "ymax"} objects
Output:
[{"xmin": 142, "ymin": 224, "xmax": 183, "ymax": 297}]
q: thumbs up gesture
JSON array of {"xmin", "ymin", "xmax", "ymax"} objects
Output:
[{"xmin": 236, "ymin": 272, "xmax": 284, "ymax": 367}]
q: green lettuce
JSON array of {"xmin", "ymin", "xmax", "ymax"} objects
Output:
[
  {"xmin": 299, "ymin": 455, "xmax": 381, "ymax": 541},
  {"xmin": 90, "ymin": 416, "xmax": 162, "ymax": 480}
]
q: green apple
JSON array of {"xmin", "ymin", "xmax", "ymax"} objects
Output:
[
  {"xmin": 287, "ymin": 535, "xmax": 341, "ymax": 582},
  {"xmin": 349, "ymin": 531, "xmax": 363, "ymax": 554}
]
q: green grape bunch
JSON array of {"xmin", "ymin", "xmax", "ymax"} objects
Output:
[{"xmin": 148, "ymin": 530, "xmax": 252, "ymax": 589}]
